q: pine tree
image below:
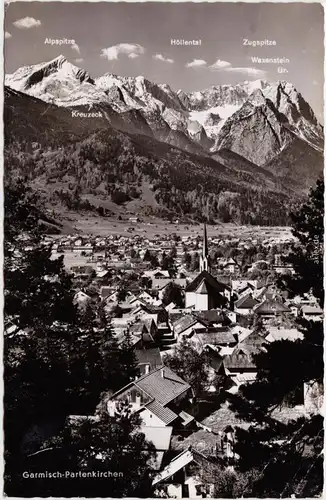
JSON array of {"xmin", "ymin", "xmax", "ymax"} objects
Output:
[
  {"xmin": 279, "ymin": 179, "xmax": 324, "ymax": 305},
  {"xmin": 162, "ymin": 282, "xmax": 185, "ymax": 307},
  {"xmin": 7, "ymin": 406, "xmax": 155, "ymax": 497},
  {"xmin": 4, "ymin": 181, "xmax": 79, "ymax": 486},
  {"xmin": 117, "ymin": 329, "xmax": 140, "ymax": 388},
  {"xmin": 190, "ymin": 251, "xmax": 200, "ymax": 271},
  {"xmin": 4, "ymin": 182, "xmax": 148, "ymax": 495},
  {"xmin": 164, "ymin": 338, "xmax": 210, "ymax": 396},
  {"xmin": 230, "ymin": 180, "xmax": 324, "ymax": 497},
  {"xmin": 4, "ymin": 180, "xmax": 77, "ymax": 330}
]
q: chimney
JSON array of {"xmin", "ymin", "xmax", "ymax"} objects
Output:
[{"xmin": 161, "ymin": 368, "xmax": 165, "ymax": 378}]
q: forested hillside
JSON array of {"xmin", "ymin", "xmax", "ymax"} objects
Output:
[{"xmin": 4, "ymin": 86, "xmax": 308, "ymax": 226}]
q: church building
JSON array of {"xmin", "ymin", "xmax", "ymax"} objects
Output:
[{"xmin": 185, "ymin": 224, "xmax": 231, "ymax": 311}]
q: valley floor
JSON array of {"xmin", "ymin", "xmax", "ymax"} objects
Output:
[{"xmin": 56, "ymin": 212, "xmax": 294, "ymax": 241}]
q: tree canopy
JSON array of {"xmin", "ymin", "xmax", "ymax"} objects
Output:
[
  {"xmin": 229, "ymin": 179, "xmax": 324, "ymax": 497},
  {"xmin": 4, "ymin": 181, "xmax": 154, "ymax": 497},
  {"xmin": 163, "ymin": 338, "xmax": 210, "ymax": 395}
]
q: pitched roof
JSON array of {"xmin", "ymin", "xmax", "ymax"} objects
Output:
[
  {"xmin": 100, "ymin": 286, "xmax": 115, "ymax": 298},
  {"xmin": 135, "ymin": 347, "xmax": 162, "ymax": 367},
  {"xmin": 173, "ymin": 315, "xmax": 205, "ymax": 336},
  {"xmin": 185, "ymin": 270, "xmax": 228, "ymax": 294},
  {"xmin": 222, "ymin": 258, "xmax": 239, "ymax": 267},
  {"xmin": 230, "ymin": 325, "xmax": 252, "ymax": 343},
  {"xmin": 153, "ymin": 448, "xmax": 211, "ymax": 485},
  {"xmin": 235, "ymin": 294, "xmax": 259, "ymax": 309},
  {"xmin": 130, "ymin": 317, "xmax": 156, "ymax": 334},
  {"xmin": 204, "ymin": 347, "xmax": 224, "ymax": 371},
  {"xmin": 143, "ymin": 269, "xmax": 170, "ymax": 278},
  {"xmin": 169, "ymin": 311, "xmax": 185, "ymax": 323},
  {"xmin": 197, "ymin": 281, "xmax": 209, "ymax": 295},
  {"xmin": 146, "ymin": 400, "xmax": 178, "ymax": 425},
  {"xmin": 140, "ymin": 302, "xmax": 166, "ymax": 314},
  {"xmin": 135, "ymin": 366, "xmax": 191, "ymax": 406},
  {"xmin": 201, "ymin": 403, "xmax": 252, "ymax": 434},
  {"xmin": 196, "ymin": 330, "xmax": 237, "ymax": 346},
  {"xmin": 255, "ymin": 299, "xmax": 291, "ymax": 315},
  {"xmin": 232, "ymin": 280, "xmax": 255, "ymax": 291},
  {"xmin": 240, "ymin": 330, "xmax": 268, "ymax": 347},
  {"xmin": 179, "ymin": 410, "xmax": 195, "ymax": 426},
  {"xmin": 193, "ymin": 309, "xmax": 225, "ymax": 325},
  {"xmin": 153, "ymin": 449, "xmax": 194, "ymax": 485}
]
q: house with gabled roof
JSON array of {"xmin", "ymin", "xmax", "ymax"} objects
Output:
[
  {"xmin": 254, "ymin": 299, "xmax": 291, "ymax": 320},
  {"xmin": 191, "ymin": 328, "xmax": 238, "ymax": 353},
  {"xmin": 185, "ymin": 271, "xmax": 230, "ymax": 311},
  {"xmin": 223, "ymin": 349, "xmax": 257, "ymax": 374},
  {"xmin": 129, "ymin": 317, "xmax": 159, "ymax": 344},
  {"xmin": 129, "ymin": 291, "xmax": 156, "ymax": 306},
  {"xmin": 73, "ymin": 290, "xmax": 91, "ymax": 310},
  {"xmin": 234, "ymin": 294, "xmax": 259, "ymax": 315},
  {"xmin": 153, "ymin": 446, "xmax": 215, "ymax": 498},
  {"xmin": 172, "ymin": 314, "xmax": 207, "ymax": 340},
  {"xmin": 192, "ymin": 309, "xmax": 230, "ymax": 327},
  {"xmin": 265, "ymin": 326, "xmax": 304, "ymax": 343},
  {"xmin": 140, "ymin": 426, "xmax": 173, "ymax": 471},
  {"xmin": 135, "ymin": 346, "xmax": 163, "ymax": 376},
  {"xmin": 107, "ymin": 366, "xmax": 193, "ymax": 428},
  {"xmin": 220, "ymin": 257, "xmax": 240, "ymax": 275},
  {"xmin": 220, "ymin": 330, "xmax": 268, "ymax": 390}
]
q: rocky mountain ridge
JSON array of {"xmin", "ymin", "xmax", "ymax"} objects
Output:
[
  {"xmin": 6, "ymin": 55, "xmax": 323, "ymax": 164},
  {"xmin": 4, "ymin": 85, "xmax": 296, "ymax": 226}
]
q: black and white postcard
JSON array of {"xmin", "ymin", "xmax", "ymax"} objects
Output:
[{"xmin": 3, "ymin": 1, "xmax": 324, "ymax": 497}]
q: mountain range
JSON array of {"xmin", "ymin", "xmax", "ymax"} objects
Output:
[{"xmin": 4, "ymin": 55, "xmax": 324, "ymax": 225}]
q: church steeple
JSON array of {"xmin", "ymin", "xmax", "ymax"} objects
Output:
[{"xmin": 200, "ymin": 223, "xmax": 210, "ymax": 272}]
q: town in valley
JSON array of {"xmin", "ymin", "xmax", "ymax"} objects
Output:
[{"xmin": 4, "ymin": 1, "xmax": 324, "ymax": 497}]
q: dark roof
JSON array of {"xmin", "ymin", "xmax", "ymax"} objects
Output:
[
  {"xmin": 173, "ymin": 315, "xmax": 205, "ymax": 336},
  {"xmin": 201, "ymin": 404, "xmax": 251, "ymax": 433},
  {"xmin": 255, "ymin": 299, "xmax": 290, "ymax": 315},
  {"xmin": 136, "ymin": 366, "xmax": 191, "ymax": 406},
  {"xmin": 235, "ymin": 294, "xmax": 259, "ymax": 309},
  {"xmin": 169, "ymin": 312, "xmax": 185, "ymax": 323},
  {"xmin": 129, "ymin": 320, "xmax": 156, "ymax": 343},
  {"xmin": 135, "ymin": 347, "xmax": 162, "ymax": 368},
  {"xmin": 146, "ymin": 400, "xmax": 178, "ymax": 425},
  {"xmin": 140, "ymin": 302, "xmax": 166, "ymax": 314},
  {"xmin": 204, "ymin": 347, "xmax": 224, "ymax": 371},
  {"xmin": 240, "ymin": 330, "xmax": 268, "ymax": 347},
  {"xmin": 193, "ymin": 309, "xmax": 225, "ymax": 325},
  {"xmin": 185, "ymin": 271, "xmax": 228, "ymax": 294},
  {"xmin": 196, "ymin": 330, "xmax": 237, "ymax": 346},
  {"xmin": 100, "ymin": 286, "xmax": 115, "ymax": 298}
]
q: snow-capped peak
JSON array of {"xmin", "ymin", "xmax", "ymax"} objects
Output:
[
  {"xmin": 4, "ymin": 55, "xmax": 323, "ymax": 157},
  {"xmin": 50, "ymin": 54, "xmax": 67, "ymax": 66}
]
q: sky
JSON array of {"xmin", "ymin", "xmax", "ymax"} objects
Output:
[{"xmin": 4, "ymin": 2, "xmax": 324, "ymax": 121}]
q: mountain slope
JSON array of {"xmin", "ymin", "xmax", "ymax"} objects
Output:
[
  {"xmin": 4, "ymin": 58, "xmax": 323, "ymax": 225},
  {"xmin": 4, "ymin": 85, "xmax": 295, "ymax": 225},
  {"xmin": 213, "ymin": 89, "xmax": 295, "ymax": 165},
  {"xmin": 262, "ymin": 137, "xmax": 324, "ymax": 191},
  {"xmin": 6, "ymin": 56, "xmax": 323, "ymax": 165}
]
